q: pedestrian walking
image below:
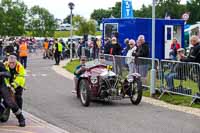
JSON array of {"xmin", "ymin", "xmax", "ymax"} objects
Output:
[
  {"xmin": 53, "ymin": 39, "xmax": 63, "ymax": 65},
  {"xmin": 19, "ymin": 39, "xmax": 28, "ymax": 69}
]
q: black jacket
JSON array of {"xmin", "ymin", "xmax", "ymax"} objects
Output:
[
  {"xmin": 4, "ymin": 45, "xmax": 14, "ymax": 54},
  {"xmin": 135, "ymin": 42, "xmax": 149, "ymax": 57},
  {"xmin": 181, "ymin": 43, "xmax": 200, "ymax": 63},
  {"xmin": 104, "ymin": 43, "xmax": 110, "ymax": 54},
  {"xmin": 109, "ymin": 43, "xmax": 122, "ymax": 55},
  {"xmin": 0, "ymin": 62, "xmax": 7, "ymax": 85}
]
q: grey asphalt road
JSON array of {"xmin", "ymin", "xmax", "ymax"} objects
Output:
[{"xmin": 24, "ymin": 54, "xmax": 200, "ymax": 133}]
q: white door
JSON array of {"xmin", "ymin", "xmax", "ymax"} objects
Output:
[{"xmin": 164, "ymin": 25, "xmax": 174, "ymax": 59}]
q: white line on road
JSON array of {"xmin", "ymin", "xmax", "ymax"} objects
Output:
[
  {"xmin": 25, "ymin": 74, "xmax": 48, "ymax": 77},
  {"xmin": 41, "ymin": 74, "xmax": 47, "ymax": 76}
]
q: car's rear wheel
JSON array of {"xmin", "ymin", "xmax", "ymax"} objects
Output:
[
  {"xmin": 129, "ymin": 79, "xmax": 143, "ymax": 105},
  {"xmin": 0, "ymin": 108, "xmax": 10, "ymax": 123},
  {"xmin": 79, "ymin": 79, "xmax": 91, "ymax": 107}
]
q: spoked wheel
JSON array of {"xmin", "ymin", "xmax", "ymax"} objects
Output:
[
  {"xmin": 129, "ymin": 79, "xmax": 143, "ymax": 105},
  {"xmin": 0, "ymin": 108, "xmax": 10, "ymax": 123},
  {"xmin": 79, "ymin": 79, "xmax": 91, "ymax": 107}
]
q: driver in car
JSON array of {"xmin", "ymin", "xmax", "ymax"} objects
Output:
[{"xmin": 73, "ymin": 56, "xmax": 87, "ymax": 93}]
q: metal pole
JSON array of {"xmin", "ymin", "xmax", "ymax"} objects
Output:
[
  {"xmin": 150, "ymin": 0, "xmax": 156, "ymax": 96},
  {"xmin": 70, "ymin": 9, "xmax": 73, "ymax": 61}
]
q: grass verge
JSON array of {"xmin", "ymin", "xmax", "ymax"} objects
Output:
[
  {"xmin": 143, "ymin": 90, "xmax": 200, "ymax": 108},
  {"xmin": 64, "ymin": 59, "xmax": 80, "ymax": 73}
]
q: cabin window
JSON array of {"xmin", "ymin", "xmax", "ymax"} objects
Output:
[{"xmin": 104, "ymin": 23, "xmax": 118, "ymax": 39}]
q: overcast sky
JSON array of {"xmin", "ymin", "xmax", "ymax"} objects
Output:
[{"xmin": 23, "ymin": 0, "xmax": 187, "ymax": 19}]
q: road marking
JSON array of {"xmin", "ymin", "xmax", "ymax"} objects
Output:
[
  {"xmin": 41, "ymin": 74, "xmax": 47, "ymax": 77},
  {"xmin": 25, "ymin": 74, "xmax": 48, "ymax": 77},
  {"xmin": 0, "ymin": 128, "xmax": 33, "ymax": 133},
  {"xmin": 0, "ymin": 126, "xmax": 43, "ymax": 128}
]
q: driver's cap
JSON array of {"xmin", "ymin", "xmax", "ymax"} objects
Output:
[
  {"xmin": 177, "ymin": 48, "xmax": 185, "ymax": 52},
  {"xmin": 80, "ymin": 56, "xmax": 87, "ymax": 61}
]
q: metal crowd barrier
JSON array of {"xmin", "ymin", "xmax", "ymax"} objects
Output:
[
  {"xmin": 85, "ymin": 54, "xmax": 200, "ymax": 104},
  {"xmin": 159, "ymin": 60, "xmax": 200, "ymax": 104},
  {"xmin": 113, "ymin": 55, "xmax": 161, "ymax": 90},
  {"xmin": 0, "ymin": 45, "xmax": 6, "ymax": 61},
  {"xmin": 0, "ymin": 47, "xmax": 3, "ymax": 60},
  {"xmin": 101, "ymin": 54, "xmax": 115, "ymax": 67}
]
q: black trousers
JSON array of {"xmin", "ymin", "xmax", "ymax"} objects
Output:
[
  {"xmin": 15, "ymin": 87, "xmax": 23, "ymax": 109},
  {"xmin": 54, "ymin": 52, "xmax": 61, "ymax": 65},
  {"xmin": 20, "ymin": 56, "xmax": 27, "ymax": 69},
  {"xmin": 0, "ymin": 84, "xmax": 20, "ymax": 114}
]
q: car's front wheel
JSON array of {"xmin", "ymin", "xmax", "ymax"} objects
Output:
[
  {"xmin": 129, "ymin": 78, "xmax": 143, "ymax": 105},
  {"xmin": 79, "ymin": 79, "xmax": 91, "ymax": 107}
]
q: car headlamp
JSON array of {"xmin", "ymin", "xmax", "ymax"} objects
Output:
[
  {"xmin": 107, "ymin": 65, "xmax": 112, "ymax": 71},
  {"xmin": 127, "ymin": 76, "xmax": 134, "ymax": 83},
  {"xmin": 91, "ymin": 76, "xmax": 98, "ymax": 84}
]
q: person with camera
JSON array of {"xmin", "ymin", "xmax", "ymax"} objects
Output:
[
  {"xmin": 73, "ymin": 56, "xmax": 87, "ymax": 94},
  {"xmin": 180, "ymin": 35, "xmax": 200, "ymax": 63}
]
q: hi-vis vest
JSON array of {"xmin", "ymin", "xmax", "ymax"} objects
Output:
[
  {"xmin": 4, "ymin": 61, "xmax": 26, "ymax": 89},
  {"xmin": 43, "ymin": 42, "xmax": 49, "ymax": 50},
  {"xmin": 19, "ymin": 43, "xmax": 28, "ymax": 57},
  {"xmin": 58, "ymin": 43, "xmax": 63, "ymax": 52}
]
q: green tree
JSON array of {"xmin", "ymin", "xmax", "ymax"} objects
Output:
[
  {"xmin": 27, "ymin": 5, "xmax": 56, "ymax": 37},
  {"xmin": 134, "ymin": 0, "xmax": 186, "ymax": 19},
  {"xmin": 0, "ymin": 7, "xmax": 4, "ymax": 35},
  {"xmin": 134, "ymin": 4, "xmax": 152, "ymax": 18},
  {"xmin": 186, "ymin": 0, "xmax": 200, "ymax": 24},
  {"xmin": 111, "ymin": 2, "xmax": 121, "ymax": 18},
  {"xmin": 63, "ymin": 14, "xmax": 74, "ymax": 24},
  {"xmin": 156, "ymin": 0, "xmax": 186, "ymax": 19},
  {"xmin": 73, "ymin": 15, "xmax": 96, "ymax": 36},
  {"xmin": 90, "ymin": 9, "xmax": 111, "ymax": 24},
  {"xmin": 0, "ymin": 0, "xmax": 27, "ymax": 36}
]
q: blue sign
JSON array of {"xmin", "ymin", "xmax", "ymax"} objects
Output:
[{"xmin": 121, "ymin": 0, "xmax": 134, "ymax": 18}]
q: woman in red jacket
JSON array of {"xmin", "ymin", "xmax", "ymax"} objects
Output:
[{"xmin": 169, "ymin": 38, "xmax": 181, "ymax": 60}]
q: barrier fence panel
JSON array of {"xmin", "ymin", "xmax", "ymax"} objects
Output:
[
  {"xmin": 0, "ymin": 45, "xmax": 6, "ymax": 61},
  {"xmin": 85, "ymin": 54, "xmax": 115, "ymax": 68},
  {"xmin": 80, "ymin": 47, "xmax": 100, "ymax": 61},
  {"xmin": 160, "ymin": 60, "xmax": 200, "ymax": 103},
  {"xmin": 113, "ymin": 55, "xmax": 161, "ymax": 90},
  {"xmin": 84, "ymin": 54, "xmax": 200, "ymax": 104},
  {"xmin": 136, "ymin": 57, "xmax": 161, "ymax": 90},
  {"xmin": 101, "ymin": 54, "xmax": 115, "ymax": 67},
  {"xmin": 0, "ymin": 47, "xmax": 3, "ymax": 60}
]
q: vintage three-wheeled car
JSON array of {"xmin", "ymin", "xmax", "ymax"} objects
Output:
[{"xmin": 75, "ymin": 60, "xmax": 143, "ymax": 107}]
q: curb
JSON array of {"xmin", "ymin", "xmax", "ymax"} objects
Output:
[
  {"xmin": 0, "ymin": 111, "xmax": 70, "ymax": 133},
  {"xmin": 24, "ymin": 111, "xmax": 69, "ymax": 133},
  {"xmin": 53, "ymin": 59, "xmax": 200, "ymax": 118}
]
